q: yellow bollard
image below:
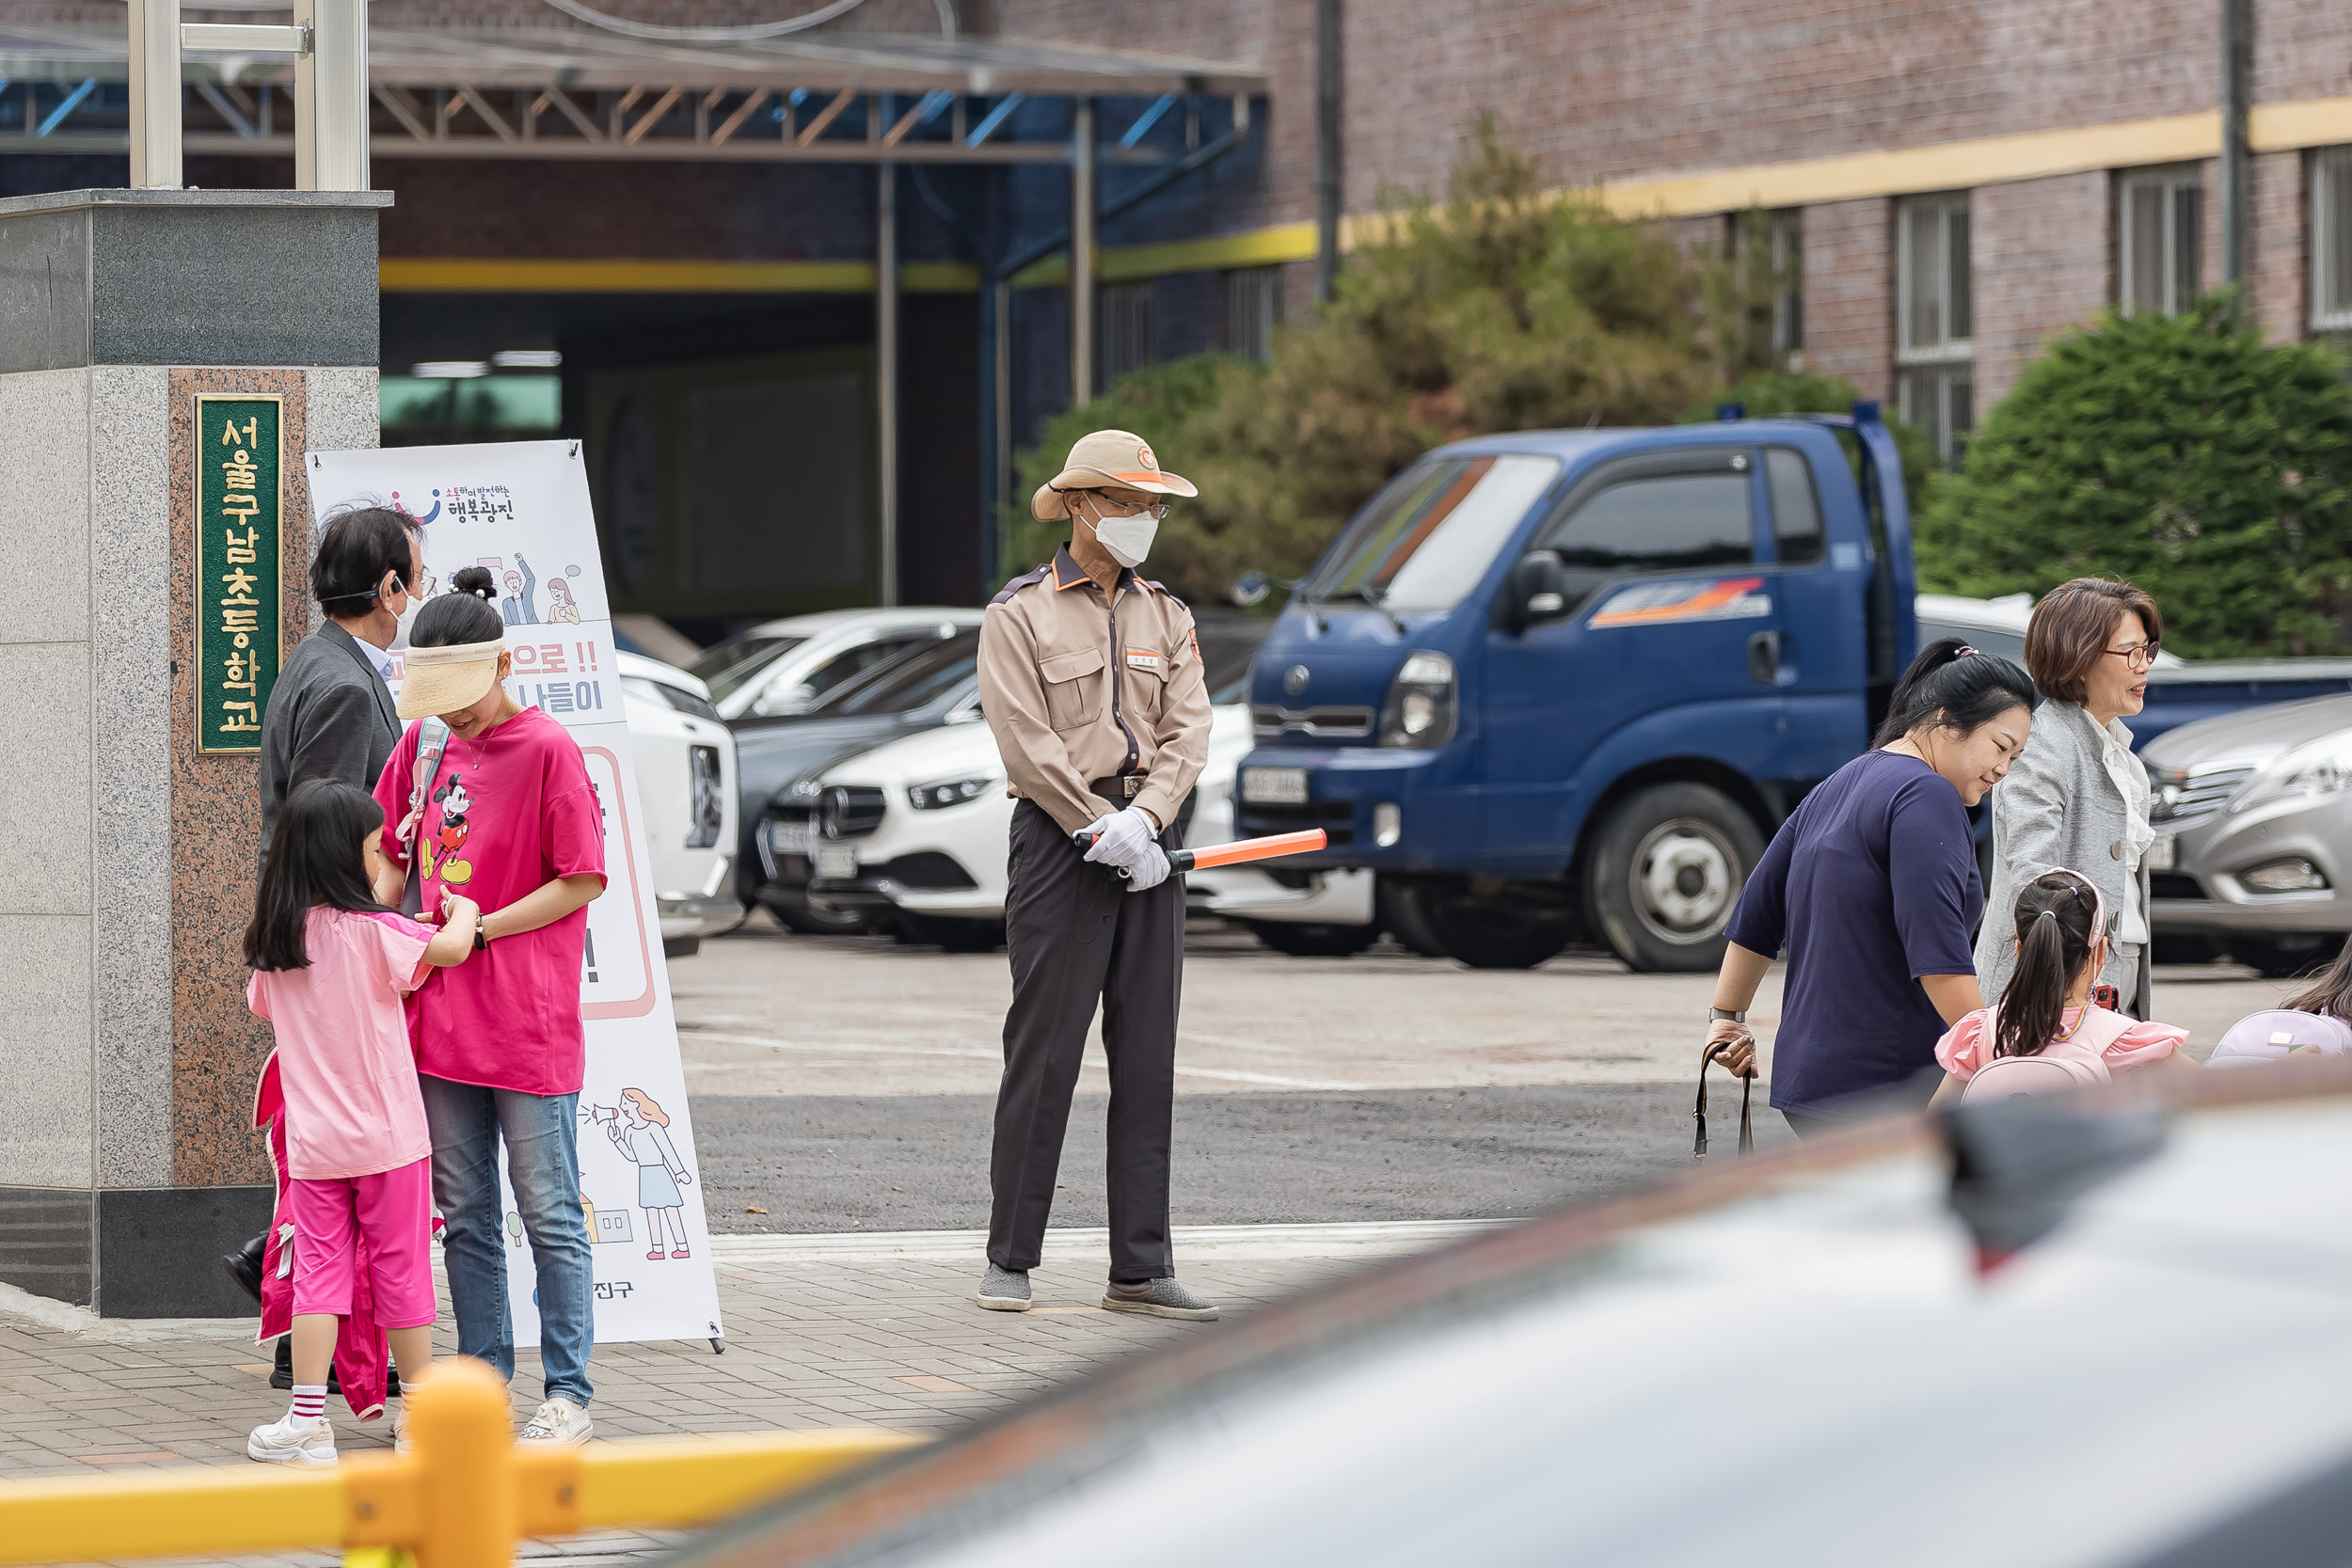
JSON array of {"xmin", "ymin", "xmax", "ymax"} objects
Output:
[{"xmin": 406, "ymin": 1359, "xmax": 516, "ymax": 1568}]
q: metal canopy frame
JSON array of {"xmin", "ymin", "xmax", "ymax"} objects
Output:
[
  {"xmin": 0, "ymin": 21, "xmax": 1269, "ymax": 610},
  {"xmin": 0, "ymin": 24, "xmax": 1263, "ymax": 164}
]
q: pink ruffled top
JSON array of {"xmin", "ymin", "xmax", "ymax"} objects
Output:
[{"xmin": 1936, "ymin": 1004, "xmax": 2187, "ymax": 1084}]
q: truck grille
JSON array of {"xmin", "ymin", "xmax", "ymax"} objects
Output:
[
  {"xmin": 1253, "ymin": 705, "xmax": 1376, "ymax": 740},
  {"xmin": 818, "ymin": 785, "xmax": 887, "ymax": 840},
  {"xmin": 2148, "ymin": 761, "xmax": 2255, "ymax": 826}
]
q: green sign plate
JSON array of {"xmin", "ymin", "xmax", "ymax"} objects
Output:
[{"xmin": 194, "ymin": 396, "xmax": 283, "ymax": 753}]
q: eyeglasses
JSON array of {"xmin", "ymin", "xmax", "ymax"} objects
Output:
[
  {"xmin": 2103, "ymin": 642, "xmax": 2161, "ymax": 671},
  {"xmin": 1090, "ymin": 497, "xmax": 1169, "ymax": 521}
]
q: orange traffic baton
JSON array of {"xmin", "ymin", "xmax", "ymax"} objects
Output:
[{"xmin": 1073, "ymin": 827, "xmax": 1328, "ymax": 878}]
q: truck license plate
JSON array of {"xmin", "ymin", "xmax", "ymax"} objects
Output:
[
  {"xmin": 2148, "ymin": 833, "xmax": 2176, "ymax": 873},
  {"xmin": 768, "ymin": 819, "xmax": 816, "ymax": 858},
  {"xmin": 1243, "ymin": 767, "xmax": 1310, "ymax": 804},
  {"xmin": 815, "ymin": 845, "xmax": 858, "ymax": 880}
]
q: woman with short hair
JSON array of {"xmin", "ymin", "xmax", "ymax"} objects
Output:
[{"xmin": 1976, "ymin": 578, "xmax": 2164, "ymax": 1019}]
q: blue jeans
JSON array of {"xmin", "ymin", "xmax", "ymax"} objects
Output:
[{"xmin": 420, "ymin": 1076, "xmax": 596, "ymax": 1405}]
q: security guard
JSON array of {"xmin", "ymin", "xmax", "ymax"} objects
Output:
[{"xmin": 975, "ymin": 429, "xmax": 1216, "ymax": 1321}]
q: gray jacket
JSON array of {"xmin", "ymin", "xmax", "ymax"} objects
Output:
[
  {"xmin": 1974, "ymin": 700, "xmax": 2153, "ymax": 1016},
  {"xmin": 258, "ymin": 620, "xmax": 404, "ymax": 859}
]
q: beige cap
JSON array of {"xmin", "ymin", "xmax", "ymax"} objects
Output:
[
  {"xmin": 396, "ymin": 638, "xmax": 505, "ymax": 720},
  {"xmin": 1031, "ymin": 428, "xmax": 1198, "ymax": 519}
]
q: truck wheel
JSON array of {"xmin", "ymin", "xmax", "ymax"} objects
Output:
[
  {"xmin": 1245, "ymin": 920, "xmax": 1378, "ymax": 958},
  {"xmin": 1376, "ymin": 878, "xmax": 1450, "ymax": 958},
  {"xmin": 2220, "ymin": 933, "xmax": 2333, "ymax": 979},
  {"xmin": 1586, "ymin": 783, "xmax": 1763, "ymax": 974},
  {"xmin": 1415, "ymin": 899, "xmax": 1575, "ymax": 970}
]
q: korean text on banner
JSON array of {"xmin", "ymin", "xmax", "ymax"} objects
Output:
[
  {"xmin": 304, "ymin": 439, "xmax": 722, "ymax": 1351},
  {"xmin": 195, "ymin": 396, "xmax": 283, "ymax": 752}
]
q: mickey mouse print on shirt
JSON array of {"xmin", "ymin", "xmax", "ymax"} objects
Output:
[{"xmin": 430, "ymin": 774, "xmax": 475, "ymax": 887}]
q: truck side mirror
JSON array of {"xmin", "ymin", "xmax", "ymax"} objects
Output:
[{"xmin": 1505, "ymin": 552, "xmax": 1570, "ymax": 633}]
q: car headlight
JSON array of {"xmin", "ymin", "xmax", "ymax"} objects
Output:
[
  {"xmin": 1377, "ymin": 651, "xmax": 1457, "ymax": 749},
  {"xmin": 2233, "ymin": 734, "xmax": 2352, "ymax": 813},
  {"xmin": 909, "ymin": 776, "xmax": 1000, "ymax": 811}
]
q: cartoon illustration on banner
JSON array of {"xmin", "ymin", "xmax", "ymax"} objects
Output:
[{"xmin": 306, "ymin": 439, "xmax": 721, "ymax": 1350}]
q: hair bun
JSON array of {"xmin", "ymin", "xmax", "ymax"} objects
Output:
[{"xmin": 449, "ymin": 565, "xmax": 497, "ymax": 600}]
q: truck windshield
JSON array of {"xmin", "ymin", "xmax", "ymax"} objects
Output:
[{"xmin": 1303, "ymin": 454, "xmax": 1559, "ymax": 613}]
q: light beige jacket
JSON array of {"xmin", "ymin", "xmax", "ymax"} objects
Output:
[{"xmin": 977, "ymin": 546, "xmax": 1212, "ymax": 834}]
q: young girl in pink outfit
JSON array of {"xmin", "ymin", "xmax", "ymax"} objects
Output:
[
  {"xmin": 242, "ymin": 779, "xmax": 481, "ymax": 1467},
  {"xmin": 1930, "ymin": 868, "xmax": 2195, "ymax": 1105}
]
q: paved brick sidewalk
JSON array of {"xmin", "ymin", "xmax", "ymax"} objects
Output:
[{"xmin": 0, "ymin": 1223, "xmax": 1485, "ymax": 1567}]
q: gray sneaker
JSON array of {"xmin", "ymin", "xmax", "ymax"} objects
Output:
[
  {"xmin": 977, "ymin": 1263, "xmax": 1032, "ymax": 1311},
  {"xmin": 1102, "ymin": 1277, "xmax": 1219, "ymax": 1321}
]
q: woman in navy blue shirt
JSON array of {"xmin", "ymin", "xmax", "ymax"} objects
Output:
[{"xmin": 1708, "ymin": 641, "xmax": 2038, "ymax": 1135}]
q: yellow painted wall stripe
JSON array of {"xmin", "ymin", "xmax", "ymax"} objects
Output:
[{"xmin": 380, "ymin": 95, "xmax": 2352, "ymax": 295}]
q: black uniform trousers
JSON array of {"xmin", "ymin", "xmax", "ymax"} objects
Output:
[{"xmin": 988, "ymin": 798, "xmax": 1185, "ymax": 1282}]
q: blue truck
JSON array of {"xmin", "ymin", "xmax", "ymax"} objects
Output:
[{"xmin": 1234, "ymin": 406, "xmax": 2352, "ymax": 973}]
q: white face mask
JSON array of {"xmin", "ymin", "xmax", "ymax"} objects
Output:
[{"xmin": 1089, "ymin": 503, "xmax": 1159, "ymax": 569}]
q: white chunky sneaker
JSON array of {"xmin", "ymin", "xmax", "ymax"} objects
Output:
[
  {"xmin": 247, "ymin": 1415, "xmax": 339, "ymax": 1467},
  {"xmin": 520, "ymin": 1397, "xmax": 593, "ymax": 1445},
  {"xmin": 977, "ymin": 1263, "xmax": 1032, "ymax": 1312}
]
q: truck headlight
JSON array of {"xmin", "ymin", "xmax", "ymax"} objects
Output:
[
  {"xmin": 909, "ymin": 776, "xmax": 999, "ymax": 811},
  {"xmin": 2233, "ymin": 735, "xmax": 2352, "ymax": 813},
  {"xmin": 1378, "ymin": 651, "xmax": 1457, "ymax": 749}
]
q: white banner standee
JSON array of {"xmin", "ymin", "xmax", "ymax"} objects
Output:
[{"xmin": 307, "ymin": 439, "xmax": 723, "ymax": 1353}]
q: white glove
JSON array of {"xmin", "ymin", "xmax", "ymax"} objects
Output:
[
  {"xmin": 1081, "ymin": 807, "xmax": 1157, "ymax": 870},
  {"xmin": 1123, "ymin": 840, "xmax": 1172, "ymax": 893}
]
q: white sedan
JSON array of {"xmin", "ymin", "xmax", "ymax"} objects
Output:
[
  {"xmin": 615, "ymin": 651, "xmax": 739, "ymax": 956},
  {"xmin": 772, "ymin": 702, "xmax": 1373, "ymax": 951}
]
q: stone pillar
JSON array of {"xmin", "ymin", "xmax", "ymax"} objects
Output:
[{"xmin": 0, "ymin": 188, "xmax": 387, "ymax": 1317}]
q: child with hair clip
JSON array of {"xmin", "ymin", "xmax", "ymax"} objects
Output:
[
  {"xmin": 1930, "ymin": 868, "xmax": 2196, "ymax": 1105},
  {"xmin": 243, "ymin": 778, "xmax": 481, "ymax": 1466}
]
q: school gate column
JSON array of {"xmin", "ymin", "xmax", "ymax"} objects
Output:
[{"xmin": 0, "ymin": 187, "xmax": 388, "ymax": 1316}]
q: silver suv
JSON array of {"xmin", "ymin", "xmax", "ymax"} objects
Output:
[{"xmin": 2141, "ymin": 692, "xmax": 2352, "ymax": 976}]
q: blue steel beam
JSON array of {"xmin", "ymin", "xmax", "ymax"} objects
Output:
[
  {"xmin": 964, "ymin": 92, "xmax": 1022, "ymax": 147},
  {"xmin": 36, "ymin": 78, "xmax": 96, "ymax": 137},
  {"xmin": 1117, "ymin": 92, "xmax": 1174, "ymax": 149}
]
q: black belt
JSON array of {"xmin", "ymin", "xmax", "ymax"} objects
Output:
[
  {"xmin": 1694, "ymin": 1040, "xmax": 1755, "ymax": 1160},
  {"xmin": 1089, "ymin": 775, "xmax": 1144, "ymax": 803}
]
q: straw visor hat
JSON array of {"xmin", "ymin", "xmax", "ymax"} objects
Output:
[
  {"xmin": 1031, "ymin": 428, "xmax": 1198, "ymax": 520},
  {"xmin": 397, "ymin": 637, "xmax": 506, "ymax": 720}
]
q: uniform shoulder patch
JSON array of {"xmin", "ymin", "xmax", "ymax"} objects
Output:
[{"xmin": 990, "ymin": 564, "xmax": 1051, "ymax": 606}]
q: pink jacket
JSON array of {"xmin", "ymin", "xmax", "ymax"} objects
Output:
[
  {"xmin": 253, "ymin": 1053, "xmax": 390, "ymax": 1419},
  {"xmin": 1936, "ymin": 1004, "xmax": 2186, "ymax": 1101}
]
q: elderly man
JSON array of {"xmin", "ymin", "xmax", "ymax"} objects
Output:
[
  {"xmin": 228, "ymin": 506, "xmax": 423, "ymax": 1331},
  {"xmin": 974, "ymin": 430, "xmax": 1216, "ymax": 1321}
]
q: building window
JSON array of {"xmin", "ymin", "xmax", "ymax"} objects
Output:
[
  {"xmin": 1896, "ymin": 192, "xmax": 1973, "ymax": 466},
  {"xmin": 2312, "ymin": 147, "xmax": 2352, "ymax": 332},
  {"xmin": 1099, "ymin": 281, "xmax": 1154, "ymax": 386},
  {"xmin": 1726, "ymin": 209, "xmax": 1805, "ymax": 369},
  {"xmin": 2119, "ymin": 166, "xmax": 2203, "ymax": 317},
  {"xmin": 1225, "ymin": 266, "xmax": 1282, "ymax": 361}
]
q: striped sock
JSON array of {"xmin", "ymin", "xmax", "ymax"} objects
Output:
[{"xmin": 288, "ymin": 1386, "xmax": 326, "ymax": 1424}]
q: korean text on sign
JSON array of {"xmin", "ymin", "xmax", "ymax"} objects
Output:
[{"xmin": 194, "ymin": 398, "xmax": 282, "ymax": 753}]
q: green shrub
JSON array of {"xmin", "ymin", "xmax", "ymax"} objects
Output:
[
  {"xmin": 1008, "ymin": 119, "xmax": 1722, "ymax": 601},
  {"xmin": 1917, "ymin": 297, "xmax": 2352, "ymax": 657}
]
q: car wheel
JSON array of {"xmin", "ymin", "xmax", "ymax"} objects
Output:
[
  {"xmin": 896, "ymin": 913, "xmax": 1007, "ymax": 953},
  {"xmin": 1245, "ymin": 920, "xmax": 1378, "ymax": 958},
  {"xmin": 2151, "ymin": 933, "xmax": 2223, "ymax": 966},
  {"xmin": 1585, "ymin": 782, "xmax": 1764, "ymax": 974},
  {"xmin": 2221, "ymin": 933, "xmax": 2336, "ymax": 980},
  {"xmin": 764, "ymin": 895, "xmax": 873, "ymax": 936},
  {"xmin": 1387, "ymin": 881, "xmax": 1573, "ymax": 970},
  {"xmin": 1376, "ymin": 877, "xmax": 1450, "ymax": 958}
]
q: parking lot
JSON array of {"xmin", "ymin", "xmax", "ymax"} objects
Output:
[{"xmin": 674, "ymin": 913, "xmax": 2300, "ymax": 1233}]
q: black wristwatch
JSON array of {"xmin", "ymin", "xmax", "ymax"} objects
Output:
[
  {"xmin": 1708, "ymin": 1007, "xmax": 1747, "ymax": 1024},
  {"xmin": 472, "ymin": 920, "xmax": 489, "ymax": 952}
]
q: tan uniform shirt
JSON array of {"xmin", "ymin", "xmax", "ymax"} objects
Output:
[{"xmin": 978, "ymin": 546, "xmax": 1213, "ymax": 835}]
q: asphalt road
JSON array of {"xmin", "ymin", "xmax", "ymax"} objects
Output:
[{"xmin": 689, "ymin": 1084, "xmax": 1796, "ymax": 1234}]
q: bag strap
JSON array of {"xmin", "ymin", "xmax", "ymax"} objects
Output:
[
  {"xmin": 396, "ymin": 718, "xmax": 450, "ymax": 917},
  {"xmin": 1694, "ymin": 1040, "xmax": 1755, "ymax": 1161}
]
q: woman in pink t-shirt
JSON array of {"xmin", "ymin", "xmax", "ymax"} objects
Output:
[
  {"xmin": 244, "ymin": 778, "xmax": 480, "ymax": 1467},
  {"xmin": 374, "ymin": 567, "xmax": 607, "ymax": 1446}
]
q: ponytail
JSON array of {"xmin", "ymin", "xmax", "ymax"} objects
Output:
[
  {"xmin": 1874, "ymin": 637, "xmax": 2039, "ymax": 748},
  {"xmin": 1995, "ymin": 872, "xmax": 2100, "ymax": 1058}
]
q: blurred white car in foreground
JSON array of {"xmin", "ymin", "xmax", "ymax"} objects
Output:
[
  {"xmin": 766, "ymin": 700, "xmax": 1373, "ymax": 951},
  {"xmin": 616, "ymin": 651, "xmax": 738, "ymax": 956}
]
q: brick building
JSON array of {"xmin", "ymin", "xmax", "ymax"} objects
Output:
[{"xmin": 6, "ymin": 1, "xmax": 2350, "ymax": 623}]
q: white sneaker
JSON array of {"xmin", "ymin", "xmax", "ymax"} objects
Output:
[
  {"xmin": 519, "ymin": 1397, "xmax": 593, "ymax": 1445},
  {"xmin": 390, "ymin": 1402, "xmax": 410, "ymax": 1454},
  {"xmin": 248, "ymin": 1415, "xmax": 338, "ymax": 1467}
]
